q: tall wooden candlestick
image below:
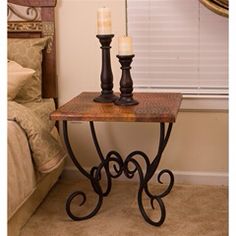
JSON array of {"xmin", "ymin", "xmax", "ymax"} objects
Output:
[
  {"xmin": 94, "ymin": 34, "xmax": 118, "ymax": 103},
  {"xmin": 114, "ymin": 54, "xmax": 138, "ymax": 106}
]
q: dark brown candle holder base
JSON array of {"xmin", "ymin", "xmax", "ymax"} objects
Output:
[
  {"xmin": 94, "ymin": 34, "xmax": 118, "ymax": 103},
  {"xmin": 94, "ymin": 93, "xmax": 118, "ymax": 103},
  {"xmin": 114, "ymin": 95, "xmax": 138, "ymax": 106},
  {"xmin": 114, "ymin": 54, "xmax": 138, "ymax": 106}
]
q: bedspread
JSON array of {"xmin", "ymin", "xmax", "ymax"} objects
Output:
[
  {"xmin": 8, "ymin": 120, "xmax": 36, "ymax": 219},
  {"xmin": 8, "ymin": 101, "xmax": 66, "ymax": 173}
]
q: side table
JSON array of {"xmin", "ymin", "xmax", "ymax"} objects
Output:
[{"xmin": 50, "ymin": 92, "xmax": 182, "ymax": 226}]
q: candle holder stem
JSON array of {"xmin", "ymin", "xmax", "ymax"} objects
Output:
[
  {"xmin": 94, "ymin": 34, "xmax": 118, "ymax": 103},
  {"xmin": 114, "ymin": 55, "xmax": 138, "ymax": 106}
]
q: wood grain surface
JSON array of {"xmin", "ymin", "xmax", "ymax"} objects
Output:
[{"xmin": 50, "ymin": 92, "xmax": 182, "ymax": 123}]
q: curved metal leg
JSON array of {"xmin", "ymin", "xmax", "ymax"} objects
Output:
[
  {"xmin": 63, "ymin": 121, "xmax": 103, "ymax": 220},
  {"xmin": 116, "ymin": 123, "xmax": 174, "ymax": 226},
  {"xmin": 89, "ymin": 121, "xmax": 112, "ymax": 196},
  {"xmin": 144, "ymin": 123, "xmax": 174, "ymax": 199},
  {"xmin": 136, "ymin": 123, "xmax": 174, "ymax": 226}
]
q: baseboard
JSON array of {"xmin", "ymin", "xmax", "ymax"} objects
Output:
[{"xmin": 62, "ymin": 166, "xmax": 228, "ymax": 186}]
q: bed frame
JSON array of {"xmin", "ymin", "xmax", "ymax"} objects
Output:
[
  {"xmin": 8, "ymin": 0, "xmax": 58, "ymax": 104},
  {"xmin": 7, "ymin": 3, "xmax": 63, "ymax": 235}
]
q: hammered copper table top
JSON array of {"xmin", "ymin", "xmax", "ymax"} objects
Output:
[{"xmin": 50, "ymin": 92, "xmax": 182, "ymax": 123}]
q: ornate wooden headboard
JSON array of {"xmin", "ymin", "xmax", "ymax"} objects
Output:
[{"xmin": 7, "ymin": 0, "xmax": 58, "ymax": 103}]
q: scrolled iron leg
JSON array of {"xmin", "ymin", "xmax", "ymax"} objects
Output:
[
  {"xmin": 89, "ymin": 121, "xmax": 113, "ymax": 196},
  {"xmin": 63, "ymin": 121, "xmax": 104, "ymax": 220},
  {"xmin": 137, "ymin": 123, "xmax": 174, "ymax": 226},
  {"xmin": 121, "ymin": 123, "xmax": 174, "ymax": 226}
]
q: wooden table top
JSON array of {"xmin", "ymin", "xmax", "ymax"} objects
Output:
[{"xmin": 50, "ymin": 92, "xmax": 182, "ymax": 123}]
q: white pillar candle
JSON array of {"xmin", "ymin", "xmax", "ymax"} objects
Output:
[
  {"xmin": 118, "ymin": 36, "xmax": 133, "ymax": 56},
  {"xmin": 97, "ymin": 7, "xmax": 112, "ymax": 35}
]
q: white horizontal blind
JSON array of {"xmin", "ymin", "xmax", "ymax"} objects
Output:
[{"xmin": 127, "ymin": 0, "xmax": 228, "ymax": 95}]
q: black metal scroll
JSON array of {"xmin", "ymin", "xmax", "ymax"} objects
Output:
[{"xmin": 63, "ymin": 121, "xmax": 174, "ymax": 226}]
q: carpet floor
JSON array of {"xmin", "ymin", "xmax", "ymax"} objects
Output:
[{"xmin": 20, "ymin": 178, "xmax": 228, "ymax": 236}]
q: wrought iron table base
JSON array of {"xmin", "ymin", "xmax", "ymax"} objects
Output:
[{"xmin": 63, "ymin": 121, "xmax": 174, "ymax": 226}]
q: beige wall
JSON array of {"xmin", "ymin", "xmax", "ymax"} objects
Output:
[{"xmin": 56, "ymin": 0, "xmax": 228, "ymax": 182}]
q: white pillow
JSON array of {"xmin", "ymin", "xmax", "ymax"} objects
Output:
[{"xmin": 8, "ymin": 60, "xmax": 35, "ymax": 101}]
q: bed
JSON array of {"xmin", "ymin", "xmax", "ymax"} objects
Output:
[{"xmin": 7, "ymin": 1, "xmax": 66, "ymax": 235}]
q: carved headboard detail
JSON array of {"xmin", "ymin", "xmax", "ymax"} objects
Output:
[{"xmin": 7, "ymin": 0, "xmax": 58, "ymax": 101}]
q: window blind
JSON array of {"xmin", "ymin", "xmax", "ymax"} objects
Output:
[{"xmin": 127, "ymin": 0, "xmax": 228, "ymax": 95}]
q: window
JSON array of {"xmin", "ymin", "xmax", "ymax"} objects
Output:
[{"xmin": 127, "ymin": 0, "xmax": 228, "ymax": 109}]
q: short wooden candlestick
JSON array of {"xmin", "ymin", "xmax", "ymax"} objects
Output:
[
  {"xmin": 94, "ymin": 34, "xmax": 118, "ymax": 103},
  {"xmin": 114, "ymin": 55, "xmax": 138, "ymax": 106}
]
